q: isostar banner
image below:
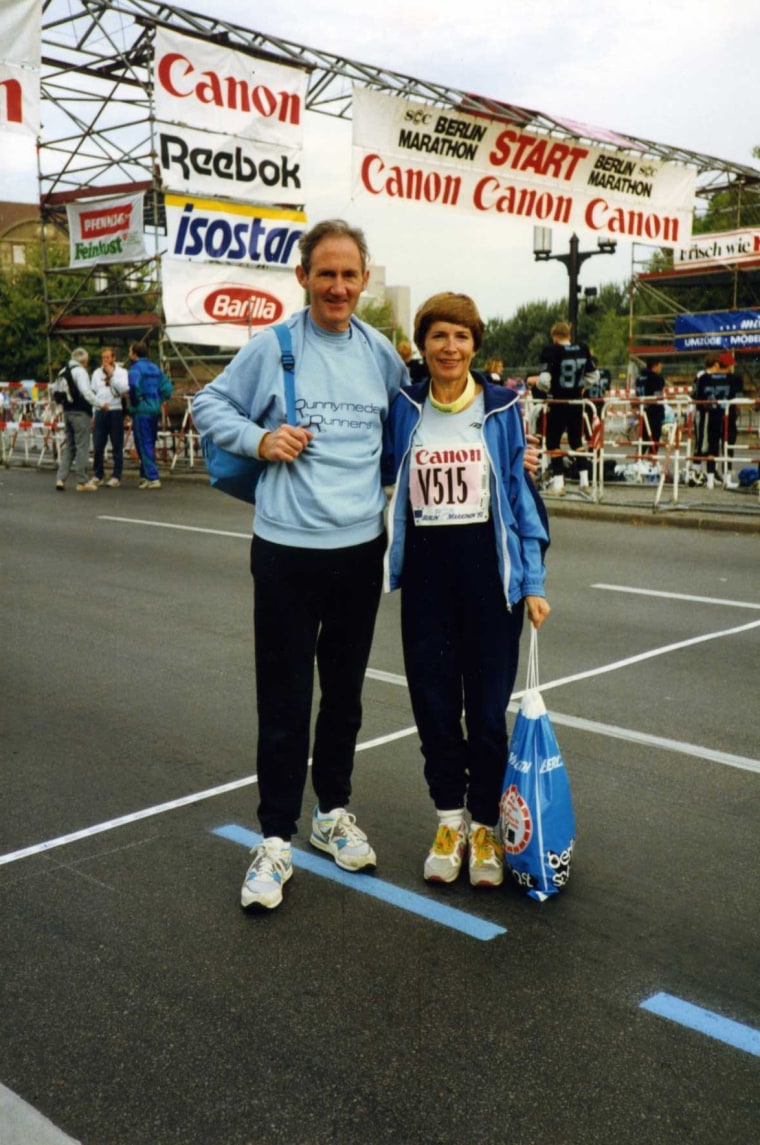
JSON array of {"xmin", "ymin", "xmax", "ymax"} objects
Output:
[
  {"xmin": 66, "ymin": 192, "xmax": 148, "ymax": 267},
  {"xmin": 157, "ymin": 122, "xmax": 304, "ymax": 202},
  {"xmin": 154, "ymin": 27, "xmax": 308, "ymax": 145},
  {"xmin": 674, "ymin": 310, "xmax": 760, "ymax": 351},
  {"xmin": 352, "ymin": 86, "xmax": 696, "ymax": 248},
  {"xmin": 165, "ymin": 194, "xmax": 306, "ymax": 268},
  {"xmin": 674, "ymin": 229, "xmax": 760, "ymax": 270},
  {"xmin": 161, "ymin": 257, "xmax": 304, "ymax": 348},
  {"xmin": 0, "ymin": 0, "xmax": 40, "ymax": 139}
]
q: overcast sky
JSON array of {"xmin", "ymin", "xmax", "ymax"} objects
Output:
[
  {"xmin": 173, "ymin": 0, "xmax": 759, "ymax": 325},
  {"xmin": 10, "ymin": 0, "xmax": 760, "ymax": 330}
]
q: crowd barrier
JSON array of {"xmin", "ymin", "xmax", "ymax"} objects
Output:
[
  {"xmin": 2, "ymin": 384, "xmax": 758, "ymax": 508},
  {"xmin": 524, "ymin": 388, "xmax": 759, "ymax": 507}
]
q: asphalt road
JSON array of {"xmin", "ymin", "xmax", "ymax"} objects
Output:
[{"xmin": 1, "ymin": 467, "xmax": 758, "ymax": 1145}]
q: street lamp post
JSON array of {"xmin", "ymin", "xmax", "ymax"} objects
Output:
[{"xmin": 533, "ymin": 229, "xmax": 617, "ymax": 338}]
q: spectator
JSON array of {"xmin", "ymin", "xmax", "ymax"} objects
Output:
[
  {"xmin": 529, "ymin": 321, "xmax": 598, "ymax": 496},
  {"xmin": 91, "ymin": 346, "xmax": 129, "ymax": 487},
  {"xmin": 692, "ymin": 351, "xmax": 742, "ymax": 489},
  {"xmin": 634, "ymin": 358, "xmax": 665, "ymax": 454},
  {"xmin": 397, "ymin": 338, "xmax": 428, "ymax": 383},
  {"xmin": 54, "ymin": 347, "xmax": 98, "ymax": 493},
  {"xmin": 128, "ymin": 342, "xmax": 173, "ymax": 489}
]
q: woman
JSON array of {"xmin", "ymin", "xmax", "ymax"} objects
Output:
[{"xmin": 383, "ymin": 293, "xmax": 551, "ymax": 888}]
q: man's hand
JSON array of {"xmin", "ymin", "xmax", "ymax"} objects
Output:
[
  {"xmin": 524, "ymin": 434, "xmax": 541, "ymax": 476},
  {"xmin": 525, "ymin": 595, "xmax": 551, "ymax": 629},
  {"xmin": 258, "ymin": 425, "xmax": 313, "ymax": 462}
]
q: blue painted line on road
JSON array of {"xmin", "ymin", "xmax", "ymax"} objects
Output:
[
  {"xmin": 641, "ymin": 992, "xmax": 760, "ymax": 1058},
  {"xmin": 212, "ymin": 824, "xmax": 507, "ymax": 942}
]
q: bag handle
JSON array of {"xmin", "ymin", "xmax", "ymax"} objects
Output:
[
  {"xmin": 526, "ymin": 625, "xmax": 540, "ymax": 692},
  {"xmin": 271, "ymin": 324, "xmax": 297, "ymax": 426}
]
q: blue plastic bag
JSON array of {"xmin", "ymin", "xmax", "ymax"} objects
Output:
[{"xmin": 499, "ymin": 628, "xmax": 575, "ymax": 901}]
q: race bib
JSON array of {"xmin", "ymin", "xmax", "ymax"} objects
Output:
[{"xmin": 409, "ymin": 443, "xmax": 490, "ymax": 525}]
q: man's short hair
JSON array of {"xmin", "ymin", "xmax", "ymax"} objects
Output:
[
  {"xmin": 413, "ymin": 292, "xmax": 485, "ymax": 353},
  {"xmin": 131, "ymin": 341, "xmax": 150, "ymax": 358},
  {"xmin": 298, "ymin": 219, "xmax": 369, "ymax": 274},
  {"xmin": 704, "ymin": 352, "xmax": 721, "ymax": 369},
  {"xmin": 550, "ymin": 321, "xmax": 572, "ymax": 340},
  {"xmin": 71, "ymin": 347, "xmax": 89, "ymax": 365}
]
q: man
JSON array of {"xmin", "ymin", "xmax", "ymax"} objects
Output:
[
  {"xmin": 91, "ymin": 346, "xmax": 129, "ymax": 487},
  {"xmin": 634, "ymin": 358, "xmax": 665, "ymax": 455},
  {"xmin": 692, "ymin": 351, "xmax": 742, "ymax": 489},
  {"xmin": 192, "ymin": 220, "xmax": 407, "ymax": 911},
  {"xmin": 127, "ymin": 341, "xmax": 173, "ymax": 489},
  {"xmin": 54, "ymin": 347, "xmax": 98, "ymax": 492},
  {"xmin": 530, "ymin": 321, "xmax": 598, "ymax": 496}
]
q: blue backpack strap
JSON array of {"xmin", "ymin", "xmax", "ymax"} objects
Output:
[{"xmin": 272, "ymin": 323, "xmax": 297, "ymax": 426}]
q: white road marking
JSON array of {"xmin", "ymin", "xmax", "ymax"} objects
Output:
[
  {"xmin": 593, "ymin": 583, "xmax": 760, "ymax": 610},
  {"xmin": 98, "ymin": 515, "xmax": 250, "ymax": 539}
]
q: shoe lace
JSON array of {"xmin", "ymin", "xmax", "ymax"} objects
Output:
[
  {"xmin": 248, "ymin": 841, "xmax": 288, "ymax": 880},
  {"xmin": 469, "ymin": 826, "xmax": 503, "ymax": 865},
  {"xmin": 327, "ymin": 810, "xmax": 367, "ymax": 846},
  {"xmin": 432, "ymin": 822, "xmax": 463, "ymax": 857}
]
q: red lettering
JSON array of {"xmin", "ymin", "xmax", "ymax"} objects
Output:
[{"xmin": 0, "ymin": 78, "xmax": 23, "ymax": 124}]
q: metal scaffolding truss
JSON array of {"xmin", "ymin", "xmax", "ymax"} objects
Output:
[{"xmin": 38, "ymin": 0, "xmax": 760, "ymax": 375}]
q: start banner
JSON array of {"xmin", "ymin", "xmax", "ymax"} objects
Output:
[
  {"xmin": 352, "ymin": 86, "xmax": 696, "ymax": 248},
  {"xmin": 161, "ymin": 258, "xmax": 304, "ymax": 348},
  {"xmin": 164, "ymin": 194, "xmax": 306, "ymax": 268},
  {"xmin": 66, "ymin": 192, "xmax": 148, "ymax": 267},
  {"xmin": 154, "ymin": 27, "xmax": 308, "ymax": 146}
]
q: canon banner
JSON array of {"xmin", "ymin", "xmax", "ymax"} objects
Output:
[
  {"xmin": 165, "ymin": 194, "xmax": 306, "ymax": 268},
  {"xmin": 161, "ymin": 258, "xmax": 304, "ymax": 348},
  {"xmin": 0, "ymin": 0, "xmax": 40, "ymax": 139},
  {"xmin": 66, "ymin": 193, "xmax": 148, "ymax": 267},
  {"xmin": 674, "ymin": 229, "xmax": 760, "ymax": 270},
  {"xmin": 674, "ymin": 310, "xmax": 760, "ymax": 351},
  {"xmin": 154, "ymin": 27, "xmax": 308, "ymax": 145},
  {"xmin": 352, "ymin": 86, "xmax": 696, "ymax": 248}
]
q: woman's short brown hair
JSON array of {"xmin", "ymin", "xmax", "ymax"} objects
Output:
[{"xmin": 413, "ymin": 292, "xmax": 485, "ymax": 353}]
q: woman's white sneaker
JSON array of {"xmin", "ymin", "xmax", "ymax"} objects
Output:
[
  {"xmin": 468, "ymin": 824, "xmax": 504, "ymax": 887},
  {"xmin": 240, "ymin": 837, "xmax": 293, "ymax": 910},
  {"xmin": 424, "ymin": 816, "xmax": 468, "ymax": 883}
]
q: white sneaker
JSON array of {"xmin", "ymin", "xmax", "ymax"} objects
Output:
[
  {"xmin": 240, "ymin": 837, "xmax": 293, "ymax": 910},
  {"xmin": 424, "ymin": 815, "xmax": 468, "ymax": 883},
  {"xmin": 723, "ymin": 475, "xmax": 739, "ymax": 490},
  {"xmin": 468, "ymin": 824, "xmax": 504, "ymax": 888},
  {"xmin": 706, "ymin": 473, "xmax": 715, "ymax": 490},
  {"xmin": 309, "ymin": 806, "xmax": 376, "ymax": 871},
  {"xmin": 107, "ymin": 477, "xmax": 121, "ymax": 488}
]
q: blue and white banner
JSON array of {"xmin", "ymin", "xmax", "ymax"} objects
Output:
[
  {"xmin": 674, "ymin": 310, "xmax": 760, "ymax": 351},
  {"xmin": 164, "ymin": 194, "xmax": 305, "ymax": 268}
]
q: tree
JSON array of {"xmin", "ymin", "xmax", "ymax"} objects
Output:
[{"xmin": 356, "ymin": 297, "xmax": 406, "ymax": 345}]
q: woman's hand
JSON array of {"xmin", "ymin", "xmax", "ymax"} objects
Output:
[
  {"xmin": 525, "ymin": 595, "xmax": 551, "ymax": 629},
  {"xmin": 523, "ymin": 435, "xmax": 541, "ymax": 476}
]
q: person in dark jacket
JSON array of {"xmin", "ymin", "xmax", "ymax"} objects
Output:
[
  {"xmin": 382, "ymin": 292, "xmax": 551, "ymax": 890},
  {"xmin": 128, "ymin": 341, "xmax": 173, "ymax": 489},
  {"xmin": 54, "ymin": 347, "xmax": 99, "ymax": 492}
]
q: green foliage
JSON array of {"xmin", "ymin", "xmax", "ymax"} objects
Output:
[
  {"xmin": 479, "ymin": 283, "xmax": 629, "ymax": 372},
  {"xmin": 0, "ymin": 264, "xmax": 48, "ymax": 379},
  {"xmin": 356, "ymin": 297, "xmax": 407, "ymax": 345}
]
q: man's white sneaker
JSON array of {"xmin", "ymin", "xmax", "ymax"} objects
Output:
[
  {"xmin": 107, "ymin": 477, "xmax": 121, "ymax": 488},
  {"xmin": 240, "ymin": 837, "xmax": 293, "ymax": 910},
  {"xmin": 309, "ymin": 806, "xmax": 376, "ymax": 871},
  {"xmin": 723, "ymin": 476, "xmax": 739, "ymax": 490},
  {"xmin": 424, "ymin": 817, "xmax": 468, "ymax": 883},
  {"xmin": 468, "ymin": 824, "xmax": 504, "ymax": 888}
]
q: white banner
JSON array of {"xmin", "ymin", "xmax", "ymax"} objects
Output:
[
  {"xmin": 0, "ymin": 0, "xmax": 41, "ymax": 139},
  {"xmin": 154, "ymin": 27, "xmax": 308, "ymax": 146},
  {"xmin": 66, "ymin": 193, "xmax": 148, "ymax": 267},
  {"xmin": 157, "ymin": 122, "xmax": 304, "ymax": 202},
  {"xmin": 352, "ymin": 86, "xmax": 696, "ymax": 248},
  {"xmin": 165, "ymin": 195, "xmax": 305, "ymax": 269},
  {"xmin": 673, "ymin": 229, "xmax": 760, "ymax": 269},
  {"xmin": 162, "ymin": 258, "xmax": 304, "ymax": 347}
]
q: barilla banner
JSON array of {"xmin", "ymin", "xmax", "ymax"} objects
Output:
[
  {"xmin": 165, "ymin": 195, "xmax": 305, "ymax": 268},
  {"xmin": 154, "ymin": 27, "xmax": 308, "ymax": 146},
  {"xmin": 158, "ymin": 122, "xmax": 303, "ymax": 202},
  {"xmin": 673, "ymin": 229, "xmax": 760, "ymax": 270},
  {"xmin": 161, "ymin": 257, "xmax": 304, "ymax": 348},
  {"xmin": 674, "ymin": 310, "xmax": 760, "ymax": 351},
  {"xmin": 66, "ymin": 192, "xmax": 148, "ymax": 267},
  {"xmin": 0, "ymin": 0, "xmax": 40, "ymax": 139},
  {"xmin": 351, "ymin": 86, "xmax": 696, "ymax": 248}
]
